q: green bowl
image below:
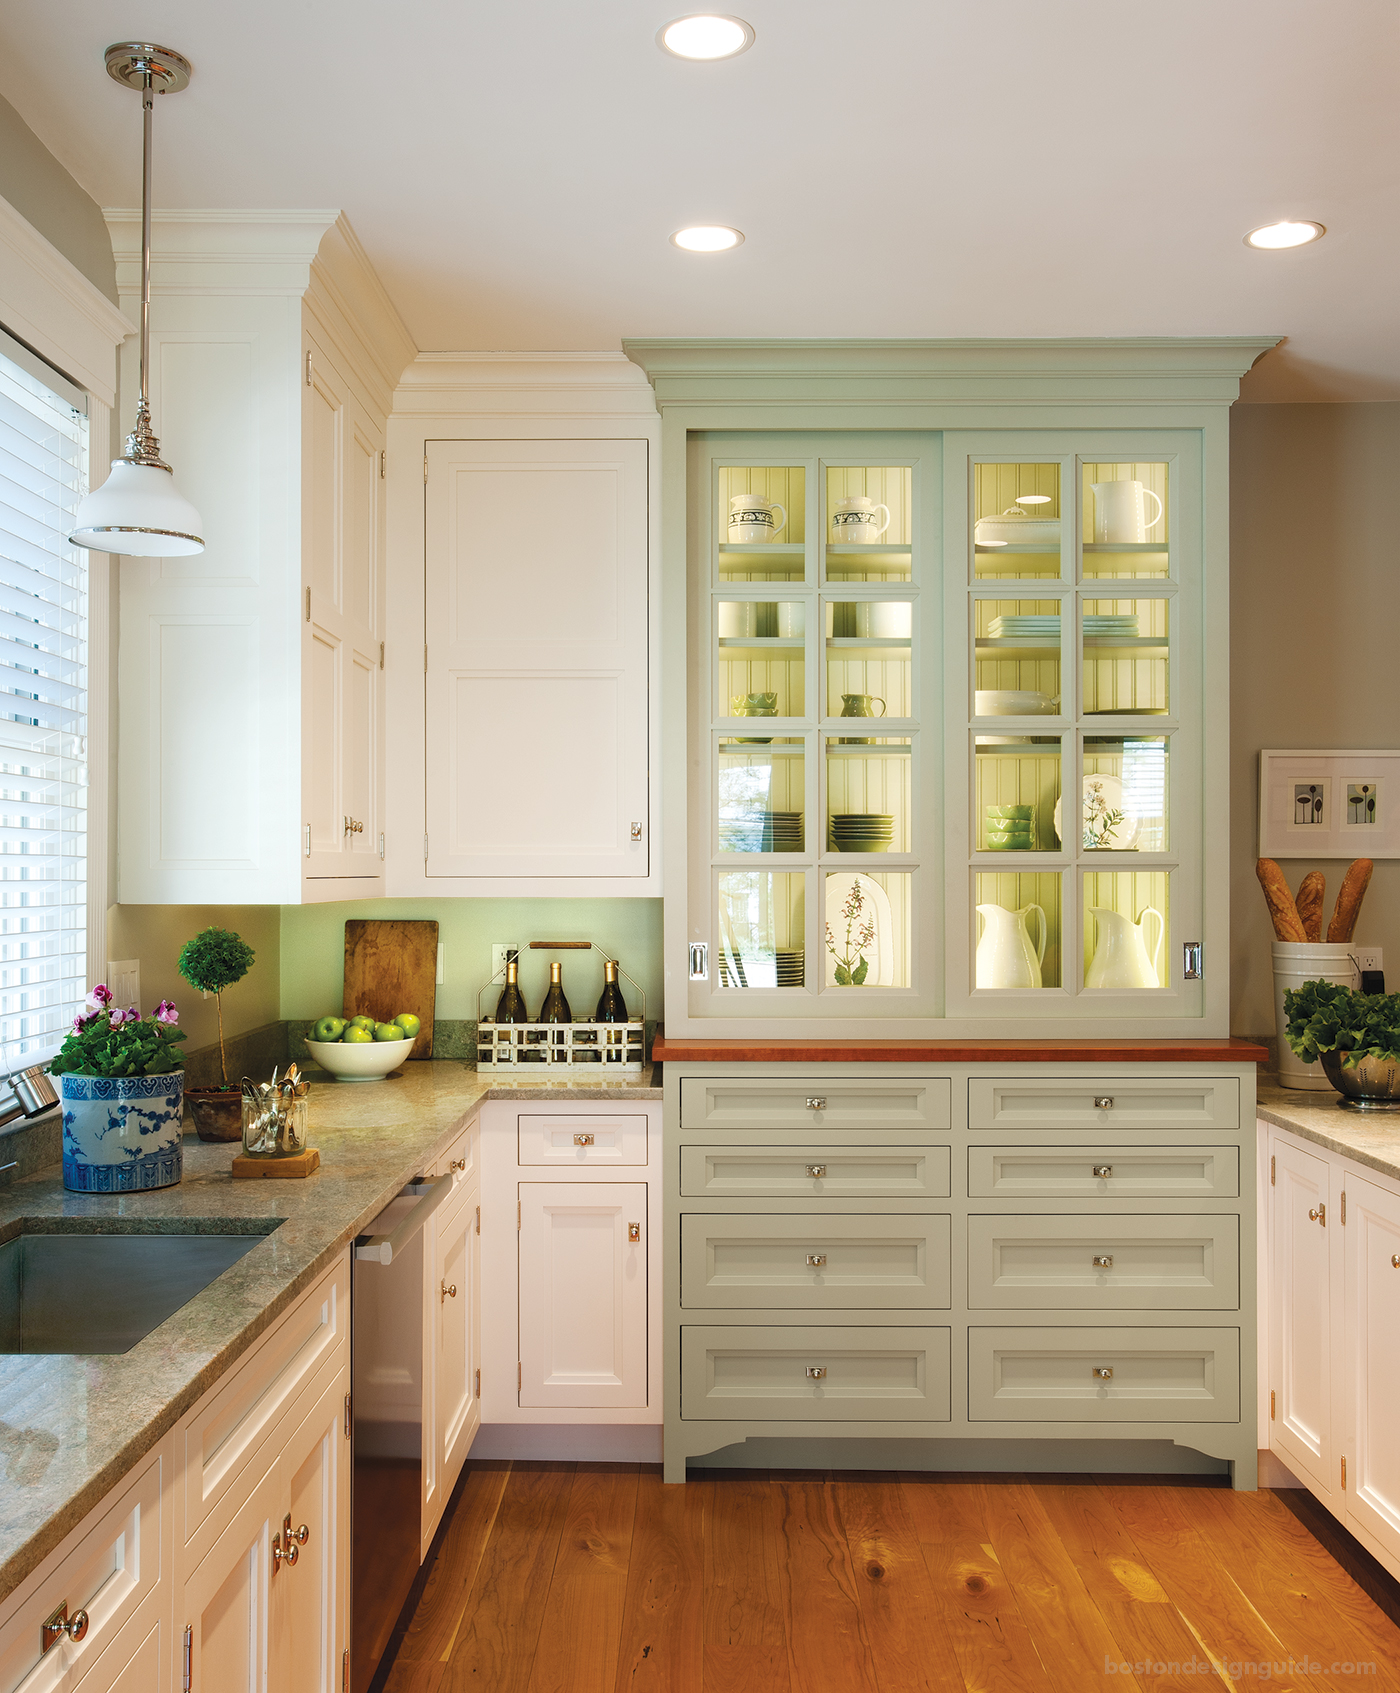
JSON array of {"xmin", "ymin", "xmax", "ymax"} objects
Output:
[
  {"xmin": 985, "ymin": 831, "xmax": 1032, "ymax": 849},
  {"xmin": 985, "ymin": 805, "xmax": 1034, "ymax": 821}
]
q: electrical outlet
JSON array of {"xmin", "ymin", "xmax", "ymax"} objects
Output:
[
  {"xmin": 490, "ymin": 944, "xmax": 517, "ymax": 982},
  {"xmin": 436, "ymin": 944, "xmax": 445, "ymax": 986},
  {"xmin": 106, "ymin": 959, "xmax": 140, "ymax": 1009},
  {"xmin": 1353, "ymin": 947, "xmax": 1383, "ymax": 975}
]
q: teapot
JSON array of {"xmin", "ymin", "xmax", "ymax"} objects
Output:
[
  {"xmin": 728, "ymin": 494, "xmax": 787, "ymax": 544},
  {"xmin": 1085, "ymin": 905, "xmax": 1164, "ymax": 989},
  {"xmin": 975, "ymin": 903, "xmax": 1047, "ymax": 990},
  {"xmin": 838, "ymin": 692, "xmax": 886, "ymax": 746}
]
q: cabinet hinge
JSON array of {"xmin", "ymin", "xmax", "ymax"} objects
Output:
[
  {"xmin": 1342, "ymin": 1455, "xmax": 1347, "ymax": 1489},
  {"xmin": 1271, "ymin": 1154, "xmax": 1275, "ymax": 1186},
  {"xmin": 343, "ymin": 1393, "xmax": 352, "ymax": 1440},
  {"xmin": 1341, "ymin": 1189, "xmax": 1347, "ymax": 1224},
  {"xmin": 304, "ymin": 824, "xmax": 311, "ymax": 859},
  {"xmin": 379, "ymin": 831, "xmax": 385, "ymax": 860},
  {"xmin": 183, "ymin": 1624, "xmax": 193, "ymax": 1692},
  {"xmin": 518, "ymin": 1361, "xmax": 522, "ymax": 1392},
  {"xmin": 305, "ymin": 349, "xmax": 311, "ymax": 387},
  {"xmin": 1270, "ymin": 1388, "xmax": 1276, "ymax": 1420},
  {"xmin": 305, "ymin": 586, "xmax": 311, "ymax": 622},
  {"xmin": 343, "ymin": 1648, "xmax": 349, "ymax": 1693},
  {"xmin": 379, "ymin": 450, "xmax": 386, "ymax": 480},
  {"xmin": 517, "ymin": 1200, "xmax": 521, "ymax": 1231},
  {"xmin": 424, "ymin": 833, "xmax": 429, "ymax": 861},
  {"xmin": 475, "ymin": 1203, "xmax": 481, "ymax": 1236},
  {"xmin": 379, "ymin": 641, "xmax": 385, "ymax": 670},
  {"xmin": 475, "ymin": 1367, "xmax": 481, "ymax": 1397},
  {"xmin": 424, "ymin": 644, "xmax": 429, "ymax": 673},
  {"xmin": 423, "ymin": 455, "xmax": 428, "ymax": 484}
]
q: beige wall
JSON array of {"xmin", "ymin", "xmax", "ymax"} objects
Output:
[
  {"xmin": 1229, "ymin": 402, "xmax": 1400, "ymax": 1038},
  {"xmin": 105, "ymin": 906, "xmax": 282, "ymax": 1054},
  {"xmin": 0, "ymin": 95, "xmax": 117, "ymax": 305}
]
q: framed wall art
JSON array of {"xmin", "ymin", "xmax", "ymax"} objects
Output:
[{"xmin": 1258, "ymin": 748, "xmax": 1400, "ymax": 858}]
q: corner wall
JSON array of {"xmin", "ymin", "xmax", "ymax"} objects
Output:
[{"xmin": 0, "ymin": 95, "xmax": 116, "ymax": 305}]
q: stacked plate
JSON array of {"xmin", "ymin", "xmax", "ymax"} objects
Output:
[
  {"xmin": 830, "ymin": 812, "xmax": 894, "ymax": 852},
  {"xmin": 986, "ymin": 614, "xmax": 1140, "ymax": 640},
  {"xmin": 775, "ymin": 948, "xmax": 805, "ymax": 986},
  {"xmin": 719, "ymin": 811, "xmax": 803, "ymax": 852}
]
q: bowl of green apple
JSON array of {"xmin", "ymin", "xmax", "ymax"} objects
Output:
[{"xmin": 305, "ymin": 1012, "xmax": 420, "ymax": 1081}]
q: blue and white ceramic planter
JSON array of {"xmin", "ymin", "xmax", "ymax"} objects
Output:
[{"xmin": 60, "ymin": 1072, "xmax": 184, "ymax": 1193}]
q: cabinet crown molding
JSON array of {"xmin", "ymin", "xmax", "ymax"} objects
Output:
[
  {"xmin": 105, "ymin": 207, "xmax": 341, "ymax": 295},
  {"xmin": 394, "ymin": 350, "xmax": 659, "ymax": 419}
]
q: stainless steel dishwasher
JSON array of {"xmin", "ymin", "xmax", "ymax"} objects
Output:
[{"xmin": 351, "ymin": 1170, "xmax": 456, "ymax": 1693}]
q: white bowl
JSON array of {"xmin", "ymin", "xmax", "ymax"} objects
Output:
[
  {"xmin": 305, "ymin": 1036, "xmax": 413, "ymax": 1082},
  {"xmin": 975, "ymin": 690, "xmax": 1057, "ymax": 716},
  {"xmin": 975, "ymin": 514, "xmax": 1062, "ymax": 546}
]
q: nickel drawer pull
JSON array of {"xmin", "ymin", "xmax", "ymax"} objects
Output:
[
  {"xmin": 1092, "ymin": 1164, "xmax": 1113, "ymax": 1179},
  {"xmin": 1092, "ymin": 1255, "xmax": 1114, "ymax": 1269},
  {"xmin": 573, "ymin": 1132, "xmax": 595, "ymax": 1146},
  {"xmin": 806, "ymin": 1097, "xmax": 827, "ymax": 1111},
  {"xmin": 1094, "ymin": 1096, "xmax": 1115, "ymax": 1110},
  {"xmin": 1093, "ymin": 1366, "xmax": 1114, "ymax": 1380},
  {"xmin": 806, "ymin": 1163, "xmax": 827, "ymax": 1179},
  {"xmin": 805, "ymin": 1365, "xmax": 827, "ymax": 1380},
  {"xmin": 41, "ymin": 1603, "xmax": 89, "ymax": 1654},
  {"xmin": 806, "ymin": 1253, "xmax": 827, "ymax": 1267}
]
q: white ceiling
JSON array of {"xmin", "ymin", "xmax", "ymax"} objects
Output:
[{"xmin": 4, "ymin": 0, "xmax": 1397, "ymax": 399}]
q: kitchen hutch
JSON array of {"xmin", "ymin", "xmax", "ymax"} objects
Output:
[{"xmin": 625, "ymin": 338, "xmax": 1275, "ymax": 1486}]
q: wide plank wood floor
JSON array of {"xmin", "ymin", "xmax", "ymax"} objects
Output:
[{"xmin": 384, "ymin": 1463, "xmax": 1400, "ymax": 1692}]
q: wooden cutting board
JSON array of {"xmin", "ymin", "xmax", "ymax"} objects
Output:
[{"xmin": 343, "ymin": 920, "xmax": 438, "ymax": 1058}]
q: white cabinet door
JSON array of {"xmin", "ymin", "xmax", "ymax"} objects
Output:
[
  {"xmin": 1270, "ymin": 1135, "xmax": 1338, "ymax": 1499},
  {"xmin": 423, "ymin": 439, "xmax": 649, "ymax": 880},
  {"xmin": 1344, "ymin": 1173, "xmax": 1400, "ymax": 1564},
  {"xmin": 181, "ymin": 1457, "xmax": 282, "ymax": 1693},
  {"xmin": 435, "ymin": 1185, "xmax": 481, "ymax": 1502},
  {"xmin": 519, "ymin": 1182, "xmax": 647, "ymax": 1409},
  {"xmin": 279, "ymin": 1368, "xmax": 350, "ymax": 1693}
]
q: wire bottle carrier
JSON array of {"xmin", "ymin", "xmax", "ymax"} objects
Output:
[{"xmin": 476, "ymin": 942, "xmax": 645, "ymax": 1072}]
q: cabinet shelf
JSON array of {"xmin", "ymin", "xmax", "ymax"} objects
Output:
[
  {"xmin": 826, "ymin": 544, "xmax": 911, "ymax": 557},
  {"xmin": 826, "ymin": 637, "xmax": 911, "ymax": 655},
  {"xmin": 977, "ymin": 637, "xmax": 1168, "ymax": 659},
  {"xmin": 973, "ymin": 542, "xmax": 1168, "ymax": 555},
  {"xmin": 718, "ymin": 542, "xmax": 805, "ymax": 554},
  {"xmin": 718, "ymin": 636, "xmax": 805, "ymax": 651}
]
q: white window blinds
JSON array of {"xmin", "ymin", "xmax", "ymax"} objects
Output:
[{"xmin": 0, "ymin": 330, "xmax": 88, "ymax": 1074}]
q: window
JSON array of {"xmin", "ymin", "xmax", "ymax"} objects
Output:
[{"xmin": 0, "ymin": 329, "xmax": 88, "ymax": 1074}]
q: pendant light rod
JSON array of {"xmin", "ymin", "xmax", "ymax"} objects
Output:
[{"xmin": 139, "ymin": 69, "xmax": 153, "ymax": 433}]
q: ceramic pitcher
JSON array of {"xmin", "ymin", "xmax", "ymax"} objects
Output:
[
  {"xmin": 837, "ymin": 692, "xmax": 886, "ymax": 746},
  {"xmin": 1085, "ymin": 905, "xmax": 1164, "ymax": 989},
  {"xmin": 975, "ymin": 903, "xmax": 1047, "ymax": 990},
  {"xmin": 831, "ymin": 495, "xmax": 891, "ymax": 544},
  {"xmin": 1089, "ymin": 479, "xmax": 1163, "ymax": 544},
  {"xmin": 728, "ymin": 494, "xmax": 787, "ymax": 543}
]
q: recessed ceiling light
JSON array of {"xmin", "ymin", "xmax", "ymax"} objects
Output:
[
  {"xmin": 1245, "ymin": 220, "xmax": 1326, "ymax": 250},
  {"xmin": 671, "ymin": 225, "xmax": 744, "ymax": 252},
  {"xmin": 658, "ymin": 14, "xmax": 755, "ymax": 59}
]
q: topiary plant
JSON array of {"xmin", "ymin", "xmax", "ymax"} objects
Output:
[{"xmin": 177, "ymin": 926, "xmax": 256, "ymax": 1086}]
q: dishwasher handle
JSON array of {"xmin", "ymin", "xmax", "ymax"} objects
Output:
[{"xmin": 355, "ymin": 1172, "xmax": 456, "ymax": 1264}]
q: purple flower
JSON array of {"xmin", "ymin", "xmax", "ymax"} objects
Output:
[
  {"xmin": 154, "ymin": 1000, "xmax": 179, "ymax": 1026},
  {"xmin": 85, "ymin": 984, "xmax": 113, "ymax": 1014},
  {"xmin": 107, "ymin": 1006, "xmax": 140, "ymax": 1028}
]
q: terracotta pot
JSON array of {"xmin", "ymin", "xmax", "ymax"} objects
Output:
[{"xmin": 186, "ymin": 1087, "xmax": 244, "ymax": 1141}]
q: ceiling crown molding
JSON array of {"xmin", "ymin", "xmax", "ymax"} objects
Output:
[
  {"xmin": 394, "ymin": 351, "xmax": 658, "ymax": 419},
  {"xmin": 104, "ymin": 208, "xmax": 341, "ymax": 295}
]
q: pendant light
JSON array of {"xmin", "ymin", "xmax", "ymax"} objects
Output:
[{"xmin": 70, "ymin": 43, "xmax": 204, "ymax": 557}]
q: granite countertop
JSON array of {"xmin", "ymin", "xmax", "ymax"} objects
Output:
[
  {"xmin": 1257, "ymin": 1080, "xmax": 1400, "ymax": 1182},
  {"xmin": 0, "ymin": 1061, "xmax": 659, "ymax": 1601}
]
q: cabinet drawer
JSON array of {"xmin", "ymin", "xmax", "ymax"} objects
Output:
[
  {"xmin": 680, "ymin": 1077, "xmax": 950, "ymax": 1133},
  {"xmin": 430, "ymin": 1113, "xmax": 478, "ymax": 1182},
  {"xmin": 968, "ymin": 1145, "xmax": 1240, "ymax": 1200},
  {"xmin": 968, "ymin": 1326, "xmax": 1240, "ymax": 1422},
  {"xmin": 967, "ymin": 1215, "xmax": 1240, "ymax": 1310},
  {"xmin": 681, "ymin": 1213, "xmax": 951, "ymax": 1310},
  {"xmin": 518, "ymin": 1113, "xmax": 647, "ymax": 1167},
  {"xmin": 681, "ymin": 1144, "xmax": 950, "ymax": 1200},
  {"xmin": 968, "ymin": 1077, "xmax": 1239, "ymax": 1132},
  {"xmin": 681, "ymin": 1325, "xmax": 951, "ymax": 1422},
  {"xmin": 0, "ymin": 1447, "xmax": 163, "ymax": 1693}
]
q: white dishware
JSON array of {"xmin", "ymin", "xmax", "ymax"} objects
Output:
[
  {"xmin": 830, "ymin": 495, "xmax": 891, "ymax": 544},
  {"xmin": 1089, "ymin": 479, "xmax": 1163, "ymax": 544},
  {"xmin": 305, "ymin": 1035, "xmax": 414, "ymax": 1082},
  {"xmin": 824, "ymin": 872, "xmax": 896, "ymax": 986},
  {"xmin": 1084, "ymin": 905, "xmax": 1164, "ymax": 989},
  {"xmin": 1053, "ymin": 773, "xmax": 1140, "ymax": 851},
  {"xmin": 974, "ymin": 690, "xmax": 1058, "ymax": 716},
  {"xmin": 868, "ymin": 601, "xmax": 912, "ymax": 638},
  {"xmin": 974, "ymin": 507, "xmax": 1062, "ymax": 546},
  {"xmin": 718, "ymin": 601, "xmax": 756, "ymax": 638},
  {"xmin": 975, "ymin": 902, "xmax": 1046, "ymax": 989},
  {"xmin": 777, "ymin": 602, "xmax": 805, "ymax": 638},
  {"xmin": 728, "ymin": 493, "xmax": 787, "ymax": 543}
]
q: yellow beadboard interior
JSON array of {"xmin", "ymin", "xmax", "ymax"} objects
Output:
[
  {"xmin": 1082, "ymin": 461, "xmax": 1168, "ymax": 544},
  {"xmin": 974, "ymin": 597, "xmax": 1063, "ymax": 699},
  {"xmin": 974, "ymin": 462, "xmax": 1060, "ymax": 519},
  {"xmin": 1083, "ymin": 869, "xmax": 1170, "ymax": 986},
  {"xmin": 827, "ymin": 745, "xmax": 911, "ymax": 852},
  {"xmin": 826, "ymin": 655, "xmax": 910, "ymax": 718},
  {"xmin": 1082, "ymin": 596, "xmax": 1169, "ymax": 714},
  {"xmin": 975, "ymin": 871, "xmax": 1063, "ymax": 989},
  {"xmin": 719, "ymin": 654, "xmax": 805, "ymax": 718},
  {"xmin": 718, "ymin": 466, "xmax": 806, "ymax": 543},
  {"xmin": 974, "ymin": 744, "xmax": 1061, "ymax": 851},
  {"xmin": 825, "ymin": 466, "xmax": 913, "ymax": 545}
]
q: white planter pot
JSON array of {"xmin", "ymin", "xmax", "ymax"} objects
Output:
[{"xmin": 60, "ymin": 1072, "xmax": 185, "ymax": 1192}]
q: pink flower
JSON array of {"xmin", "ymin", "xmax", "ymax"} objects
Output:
[
  {"xmin": 85, "ymin": 984, "xmax": 113, "ymax": 1014},
  {"xmin": 107, "ymin": 1006, "xmax": 140, "ymax": 1028},
  {"xmin": 154, "ymin": 1000, "xmax": 179, "ymax": 1025}
]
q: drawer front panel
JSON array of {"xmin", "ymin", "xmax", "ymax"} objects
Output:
[
  {"xmin": 432, "ymin": 1114, "xmax": 478, "ymax": 1182},
  {"xmin": 968, "ymin": 1077, "xmax": 1240, "ymax": 1132},
  {"xmin": 968, "ymin": 1145, "xmax": 1240, "ymax": 1200},
  {"xmin": 680, "ymin": 1077, "xmax": 951, "ymax": 1133},
  {"xmin": 682, "ymin": 1213, "xmax": 952, "ymax": 1310},
  {"xmin": 967, "ymin": 1215, "xmax": 1240, "ymax": 1310},
  {"xmin": 968, "ymin": 1326, "xmax": 1240, "ymax": 1422},
  {"xmin": 681, "ymin": 1325, "xmax": 952, "ymax": 1422},
  {"xmin": 518, "ymin": 1113, "xmax": 648, "ymax": 1167},
  {"xmin": 681, "ymin": 1144, "xmax": 951, "ymax": 1200}
]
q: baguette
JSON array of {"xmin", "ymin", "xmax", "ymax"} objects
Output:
[
  {"xmin": 1327, "ymin": 858, "xmax": 1373, "ymax": 943},
  {"xmin": 1256, "ymin": 858, "xmax": 1308, "ymax": 942},
  {"xmin": 1295, "ymin": 871, "xmax": 1327, "ymax": 943}
]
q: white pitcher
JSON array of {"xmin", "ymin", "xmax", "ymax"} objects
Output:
[
  {"xmin": 831, "ymin": 495, "xmax": 891, "ymax": 544},
  {"xmin": 1089, "ymin": 479, "xmax": 1163, "ymax": 543},
  {"xmin": 1085, "ymin": 905, "xmax": 1164, "ymax": 989},
  {"xmin": 728, "ymin": 494, "xmax": 787, "ymax": 544},
  {"xmin": 975, "ymin": 903, "xmax": 1046, "ymax": 990}
]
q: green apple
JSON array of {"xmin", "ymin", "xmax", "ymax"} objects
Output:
[
  {"xmin": 393, "ymin": 1012, "xmax": 421, "ymax": 1039},
  {"xmin": 313, "ymin": 1015, "xmax": 346, "ymax": 1042},
  {"xmin": 372, "ymin": 1022, "xmax": 402, "ymax": 1042},
  {"xmin": 342, "ymin": 1025, "xmax": 373, "ymax": 1044},
  {"xmin": 348, "ymin": 1014, "xmax": 376, "ymax": 1031}
]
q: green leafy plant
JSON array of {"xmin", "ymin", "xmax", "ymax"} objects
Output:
[
  {"xmin": 50, "ymin": 986, "xmax": 186, "ymax": 1077},
  {"xmin": 177, "ymin": 927, "xmax": 256, "ymax": 1085},
  {"xmin": 825, "ymin": 879, "xmax": 875, "ymax": 987},
  {"xmin": 1083, "ymin": 778, "xmax": 1127, "ymax": 849},
  {"xmin": 1283, "ymin": 979, "xmax": 1400, "ymax": 1068}
]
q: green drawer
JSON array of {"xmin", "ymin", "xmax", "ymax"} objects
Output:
[
  {"xmin": 681, "ymin": 1325, "xmax": 952, "ymax": 1422},
  {"xmin": 680, "ymin": 1144, "xmax": 951, "ymax": 1200},
  {"xmin": 967, "ymin": 1214, "xmax": 1240, "ymax": 1310},
  {"xmin": 968, "ymin": 1326, "xmax": 1240, "ymax": 1422}
]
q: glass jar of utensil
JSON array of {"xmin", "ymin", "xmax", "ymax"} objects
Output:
[{"xmin": 241, "ymin": 1064, "xmax": 310, "ymax": 1158}]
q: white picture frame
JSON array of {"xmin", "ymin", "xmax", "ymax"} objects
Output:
[{"xmin": 1259, "ymin": 748, "xmax": 1400, "ymax": 858}]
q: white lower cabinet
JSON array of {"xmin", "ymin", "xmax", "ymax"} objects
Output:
[
  {"xmin": 429, "ymin": 1178, "xmax": 481, "ymax": 1536},
  {"xmin": 1267, "ymin": 1123, "xmax": 1400, "ymax": 1577}
]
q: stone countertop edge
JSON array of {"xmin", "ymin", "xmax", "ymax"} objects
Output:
[
  {"xmin": 1257, "ymin": 1081, "xmax": 1400, "ymax": 1184},
  {"xmin": 0, "ymin": 1061, "xmax": 658, "ymax": 1604}
]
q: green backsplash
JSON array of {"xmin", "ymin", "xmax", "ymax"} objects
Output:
[{"xmin": 279, "ymin": 898, "xmax": 664, "ymax": 1025}]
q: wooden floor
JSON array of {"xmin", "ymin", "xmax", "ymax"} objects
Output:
[{"xmin": 383, "ymin": 1462, "xmax": 1400, "ymax": 1692}]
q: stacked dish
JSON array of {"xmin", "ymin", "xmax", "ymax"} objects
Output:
[
  {"xmin": 830, "ymin": 812, "xmax": 894, "ymax": 852},
  {"xmin": 720, "ymin": 811, "xmax": 803, "ymax": 852},
  {"xmin": 775, "ymin": 948, "xmax": 805, "ymax": 986},
  {"xmin": 974, "ymin": 689, "xmax": 1058, "ymax": 716},
  {"xmin": 986, "ymin": 614, "xmax": 1140, "ymax": 640},
  {"xmin": 985, "ymin": 804, "xmax": 1034, "ymax": 850}
]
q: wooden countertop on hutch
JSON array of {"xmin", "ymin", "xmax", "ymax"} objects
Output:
[{"xmin": 652, "ymin": 1034, "xmax": 1269, "ymax": 1064}]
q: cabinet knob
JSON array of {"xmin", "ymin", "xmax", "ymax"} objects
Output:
[
  {"xmin": 1093, "ymin": 1097, "xmax": 1115, "ymax": 1110},
  {"xmin": 1392, "ymin": 1255, "xmax": 1400, "ymax": 1269},
  {"xmin": 1092, "ymin": 1254, "xmax": 1114, "ymax": 1269},
  {"xmin": 631, "ymin": 821, "xmax": 643, "ymax": 841},
  {"xmin": 805, "ymin": 1365, "xmax": 827, "ymax": 1380},
  {"xmin": 441, "ymin": 1280, "xmax": 457, "ymax": 1301},
  {"xmin": 1093, "ymin": 1366, "xmax": 1114, "ymax": 1380},
  {"xmin": 343, "ymin": 816, "xmax": 364, "ymax": 836},
  {"xmin": 41, "ymin": 1604, "xmax": 89, "ymax": 1655},
  {"xmin": 1309, "ymin": 1205, "xmax": 1327, "ymax": 1226},
  {"xmin": 293, "ymin": 1522, "xmax": 310, "ymax": 1547},
  {"xmin": 573, "ymin": 1132, "xmax": 595, "ymax": 1146},
  {"xmin": 806, "ymin": 1253, "xmax": 827, "ymax": 1268},
  {"xmin": 273, "ymin": 1513, "xmax": 301, "ymax": 1571},
  {"xmin": 450, "ymin": 1158, "xmax": 467, "ymax": 1173},
  {"xmin": 806, "ymin": 1163, "xmax": 827, "ymax": 1179},
  {"xmin": 1092, "ymin": 1164, "xmax": 1113, "ymax": 1180},
  {"xmin": 628, "ymin": 1221, "xmax": 641, "ymax": 1242},
  {"xmin": 806, "ymin": 1097, "xmax": 827, "ymax": 1111}
]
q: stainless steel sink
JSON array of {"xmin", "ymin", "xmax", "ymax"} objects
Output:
[{"xmin": 0, "ymin": 1226, "xmax": 279, "ymax": 1354}]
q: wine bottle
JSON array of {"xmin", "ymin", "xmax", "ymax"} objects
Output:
[
  {"xmin": 494, "ymin": 957, "xmax": 529, "ymax": 1024},
  {"xmin": 595, "ymin": 958, "xmax": 628, "ymax": 1024},
  {"xmin": 538, "ymin": 960, "xmax": 572, "ymax": 1024}
]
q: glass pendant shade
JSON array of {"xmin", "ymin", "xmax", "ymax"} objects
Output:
[{"xmin": 70, "ymin": 459, "xmax": 204, "ymax": 556}]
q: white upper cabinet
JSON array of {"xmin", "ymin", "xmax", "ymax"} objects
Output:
[{"xmin": 111, "ymin": 213, "xmax": 413, "ymax": 903}]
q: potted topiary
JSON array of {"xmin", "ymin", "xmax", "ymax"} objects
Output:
[
  {"xmin": 50, "ymin": 985, "xmax": 187, "ymax": 1191},
  {"xmin": 178, "ymin": 925, "xmax": 257, "ymax": 1141}
]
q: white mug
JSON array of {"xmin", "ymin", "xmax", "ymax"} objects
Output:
[
  {"xmin": 777, "ymin": 603, "xmax": 805, "ymax": 638},
  {"xmin": 831, "ymin": 495, "xmax": 891, "ymax": 544},
  {"xmin": 868, "ymin": 601, "xmax": 912, "ymax": 638},
  {"xmin": 717, "ymin": 601, "xmax": 756, "ymax": 638},
  {"xmin": 729, "ymin": 493, "xmax": 787, "ymax": 544},
  {"xmin": 1090, "ymin": 479, "xmax": 1163, "ymax": 544}
]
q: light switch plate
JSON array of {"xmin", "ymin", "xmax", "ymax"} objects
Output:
[{"xmin": 106, "ymin": 959, "xmax": 140, "ymax": 1008}]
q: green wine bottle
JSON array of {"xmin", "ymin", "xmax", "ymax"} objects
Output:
[
  {"xmin": 538, "ymin": 960, "xmax": 572, "ymax": 1023},
  {"xmin": 494, "ymin": 957, "xmax": 529, "ymax": 1024},
  {"xmin": 595, "ymin": 959, "xmax": 628, "ymax": 1024}
]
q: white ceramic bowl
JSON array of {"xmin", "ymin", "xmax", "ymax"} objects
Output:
[
  {"xmin": 974, "ymin": 514, "xmax": 1062, "ymax": 546},
  {"xmin": 305, "ymin": 1036, "xmax": 413, "ymax": 1082},
  {"xmin": 975, "ymin": 690, "xmax": 1057, "ymax": 716}
]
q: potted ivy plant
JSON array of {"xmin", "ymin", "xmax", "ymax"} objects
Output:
[
  {"xmin": 50, "ymin": 986, "xmax": 187, "ymax": 1191},
  {"xmin": 1284, "ymin": 979, "xmax": 1400, "ymax": 1111},
  {"xmin": 178, "ymin": 925, "xmax": 257, "ymax": 1141}
]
